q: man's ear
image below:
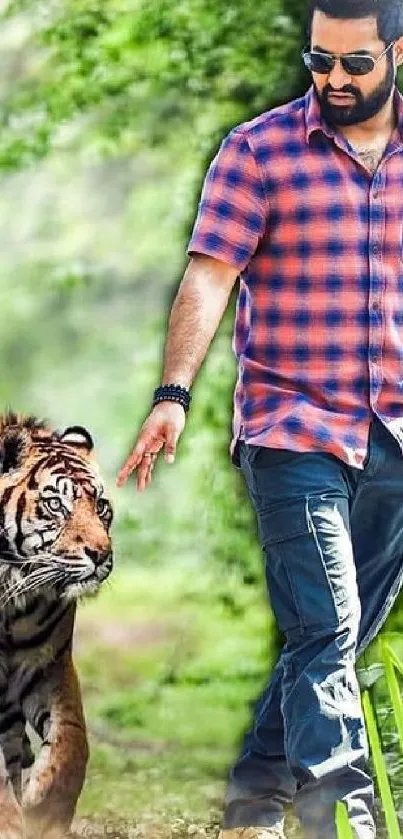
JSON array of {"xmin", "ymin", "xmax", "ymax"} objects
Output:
[{"xmin": 59, "ymin": 426, "xmax": 94, "ymax": 453}]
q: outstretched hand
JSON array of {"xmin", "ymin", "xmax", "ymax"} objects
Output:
[{"xmin": 116, "ymin": 402, "xmax": 186, "ymax": 492}]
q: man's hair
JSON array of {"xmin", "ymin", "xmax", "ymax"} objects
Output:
[{"xmin": 306, "ymin": 0, "xmax": 403, "ymax": 46}]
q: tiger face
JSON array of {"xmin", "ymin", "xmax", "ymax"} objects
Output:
[{"xmin": 0, "ymin": 413, "xmax": 113, "ymax": 606}]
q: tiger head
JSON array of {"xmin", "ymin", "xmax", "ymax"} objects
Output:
[{"xmin": 0, "ymin": 413, "xmax": 113, "ymax": 606}]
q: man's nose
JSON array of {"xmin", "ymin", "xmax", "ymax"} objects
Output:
[{"xmin": 327, "ymin": 58, "xmax": 353, "ymax": 90}]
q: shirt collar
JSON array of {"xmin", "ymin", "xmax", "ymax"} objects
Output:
[{"xmin": 304, "ymin": 83, "xmax": 403, "ymax": 147}]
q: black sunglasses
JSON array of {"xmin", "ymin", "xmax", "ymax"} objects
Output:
[{"xmin": 302, "ymin": 41, "xmax": 395, "ymax": 76}]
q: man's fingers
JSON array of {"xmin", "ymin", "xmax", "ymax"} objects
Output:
[
  {"xmin": 116, "ymin": 455, "xmax": 140, "ymax": 486},
  {"xmin": 117, "ymin": 420, "xmax": 182, "ymax": 488},
  {"xmin": 138, "ymin": 452, "xmax": 158, "ymax": 490},
  {"xmin": 116, "ymin": 437, "xmax": 153, "ymax": 486},
  {"xmin": 164, "ymin": 426, "xmax": 179, "ymax": 464},
  {"xmin": 136, "ymin": 457, "xmax": 152, "ymax": 492}
]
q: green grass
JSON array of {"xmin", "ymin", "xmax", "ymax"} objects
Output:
[{"xmin": 74, "ymin": 565, "xmax": 276, "ymax": 824}]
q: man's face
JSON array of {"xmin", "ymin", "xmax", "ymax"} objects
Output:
[{"xmin": 310, "ymin": 11, "xmax": 395, "ymax": 126}]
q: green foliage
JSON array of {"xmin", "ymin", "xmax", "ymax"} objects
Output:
[{"xmin": 1, "ymin": 0, "xmax": 308, "ymax": 168}]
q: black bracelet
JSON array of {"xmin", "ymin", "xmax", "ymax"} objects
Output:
[{"xmin": 152, "ymin": 384, "xmax": 192, "ymax": 413}]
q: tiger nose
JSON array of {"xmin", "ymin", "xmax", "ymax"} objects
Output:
[{"xmin": 84, "ymin": 547, "xmax": 112, "ymax": 566}]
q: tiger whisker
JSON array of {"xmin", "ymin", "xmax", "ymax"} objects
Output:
[
  {"xmin": 14, "ymin": 563, "xmax": 54, "ymax": 580},
  {"xmin": 0, "ymin": 566, "xmax": 58, "ymax": 605},
  {"xmin": 0, "ymin": 579, "xmax": 15, "ymax": 607},
  {"xmin": 19, "ymin": 577, "xmax": 57, "ymax": 598},
  {"xmin": 0, "ymin": 553, "xmax": 74, "ymax": 570},
  {"xmin": 0, "ymin": 578, "xmax": 26, "ymax": 607},
  {"xmin": 0, "ymin": 543, "xmax": 98, "ymax": 569},
  {"xmin": 0, "ymin": 554, "xmax": 32, "ymax": 567},
  {"xmin": 0, "ymin": 558, "xmax": 92, "ymax": 604},
  {"xmin": 10, "ymin": 570, "xmax": 63, "ymax": 601},
  {"xmin": 22, "ymin": 565, "xmax": 60, "ymax": 586},
  {"xmin": 0, "ymin": 550, "xmax": 54, "ymax": 567},
  {"xmin": 53, "ymin": 558, "xmax": 89, "ymax": 567}
]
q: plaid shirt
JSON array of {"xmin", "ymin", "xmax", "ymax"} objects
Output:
[{"xmin": 187, "ymin": 84, "xmax": 403, "ymax": 469}]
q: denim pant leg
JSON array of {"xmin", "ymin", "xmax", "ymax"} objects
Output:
[
  {"xmin": 224, "ymin": 658, "xmax": 296, "ymax": 832},
  {"xmin": 225, "ymin": 443, "xmax": 374, "ymax": 839},
  {"xmin": 351, "ymin": 417, "xmax": 403, "ymax": 657},
  {"xmin": 224, "ymin": 559, "xmax": 384, "ymax": 832}
]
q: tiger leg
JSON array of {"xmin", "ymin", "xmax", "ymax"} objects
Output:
[
  {"xmin": 0, "ymin": 704, "xmax": 25, "ymax": 838},
  {"xmin": 21, "ymin": 651, "xmax": 89, "ymax": 839},
  {"xmin": 0, "ymin": 704, "xmax": 25, "ymax": 801}
]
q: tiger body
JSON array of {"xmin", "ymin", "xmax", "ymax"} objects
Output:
[{"xmin": 0, "ymin": 413, "xmax": 113, "ymax": 839}]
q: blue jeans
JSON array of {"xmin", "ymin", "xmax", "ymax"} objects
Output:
[{"xmin": 224, "ymin": 415, "xmax": 403, "ymax": 838}]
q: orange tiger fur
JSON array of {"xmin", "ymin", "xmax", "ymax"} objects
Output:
[{"xmin": 0, "ymin": 412, "xmax": 113, "ymax": 839}]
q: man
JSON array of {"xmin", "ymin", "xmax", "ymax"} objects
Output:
[{"xmin": 117, "ymin": 1, "xmax": 403, "ymax": 836}]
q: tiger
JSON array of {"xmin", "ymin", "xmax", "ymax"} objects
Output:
[{"xmin": 0, "ymin": 412, "xmax": 113, "ymax": 839}]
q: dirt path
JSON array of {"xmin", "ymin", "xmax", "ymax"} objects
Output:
[
  {"xmin": 71, "ymin": 815, "xmax": 303, "ymax": 839},
  {"xmin": 72, "ymin": 817, "xmax": 221, "ymax": 839}
]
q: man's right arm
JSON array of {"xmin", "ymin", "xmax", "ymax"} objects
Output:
[
  {"xmin": 116, "ymin": 254, "xmax": 239, "ymax": 491},
  {"xmin": 161, "ymin": 253, "xmax": 239, "ymax": 389}
]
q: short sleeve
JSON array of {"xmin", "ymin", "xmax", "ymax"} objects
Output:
[{"xmin": 187, "ymin": 128, "xmax": 266, "ymax": 272}]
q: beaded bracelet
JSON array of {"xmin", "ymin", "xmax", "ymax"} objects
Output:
[{"xmin": 152, "ymin": 384, "xmax": 192, "ymax": 413}]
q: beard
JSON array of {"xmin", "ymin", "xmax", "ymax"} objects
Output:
[{"xmin": 314, "ymin": 54, "xmax": 395, "ymax": 126}]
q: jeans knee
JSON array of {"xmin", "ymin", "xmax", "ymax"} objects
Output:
[{"xmin": 284, "ymin": 624, "xmax": 359, "ymax": 683}]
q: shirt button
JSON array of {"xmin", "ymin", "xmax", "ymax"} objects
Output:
[
  {"xmin": 372, "ymin": 300, "xmax": 380, "ymax": 312},
  {"xmin": 371, "ymin": 350, "xmax": 379, "ymax": 363},
  {"xmin": 372, "ymin": 243, "xmax": 380, "ymax": 255},
  {"xmin": 373, "ymin": 191, "xmax": 379, "ymax": 199}
]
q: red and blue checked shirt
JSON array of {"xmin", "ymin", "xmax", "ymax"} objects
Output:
[{"xmin": 187, "ymin": 83, "xmax": 403, "ymax": 470}]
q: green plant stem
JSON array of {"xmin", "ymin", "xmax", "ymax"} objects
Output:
[
  {"xmin": 382, "ymin": 640, "xmax": 403, "ymax": 756},
  {"xmin": 362, "ymin": 689, "xmax": 400, "ymax": 839},
  {"xmin": 336, "ymin": 800, "xmax": 355, "ymax": 838}
]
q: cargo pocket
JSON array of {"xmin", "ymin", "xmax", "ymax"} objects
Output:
[
  {"xmin": 258, "ymin": 501, "xmax": 311, "ymax": 635},
  {"xmin": 258, "ymin": 498, "xmax": 349, "ymax": 636}
]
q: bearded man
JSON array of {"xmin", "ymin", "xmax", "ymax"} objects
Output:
[{"xmin": 118, "ymin": 2, "xmax": 403, "ymax": 836}]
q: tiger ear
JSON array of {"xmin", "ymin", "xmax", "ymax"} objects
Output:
[
  {"xmin": 59, "ymin": 426, "xmax": 94, "ymax": 453},
  {"xmin": 0, "ymin": 429, "xmax": 30, "ymax": 474}
]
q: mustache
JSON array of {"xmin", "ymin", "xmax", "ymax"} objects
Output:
[{"xmin": 324, "ymin": 86, "xmax": 357, "ymax": 98}]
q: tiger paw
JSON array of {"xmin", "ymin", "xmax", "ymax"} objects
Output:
[
  {"xmin": 23, "ymin": 799, "xmax": 73, "ymax": 839},
  {"xmin": 0, "ymin": 812, "xmax": 24, "ymax": 839},
  {"xmin": 25, "ymin": 827, "xmax": 69, "ymax": 839},
  {"xmin": 0, "ymin": 786, "xmax": 24, "ymax": 839}
]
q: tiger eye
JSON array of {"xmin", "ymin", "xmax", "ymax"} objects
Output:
[
  {"xmin": 96, "ymin": 498, "xmax": 108, "ymax": 517},
  {"xmin": 46, "ymin": 497, "xmax": 63, "ymax": 513}
]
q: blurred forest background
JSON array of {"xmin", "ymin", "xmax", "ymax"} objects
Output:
[{"xmin": 0, "ymin": 1, "xmax": 403, "ymax": 837}]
